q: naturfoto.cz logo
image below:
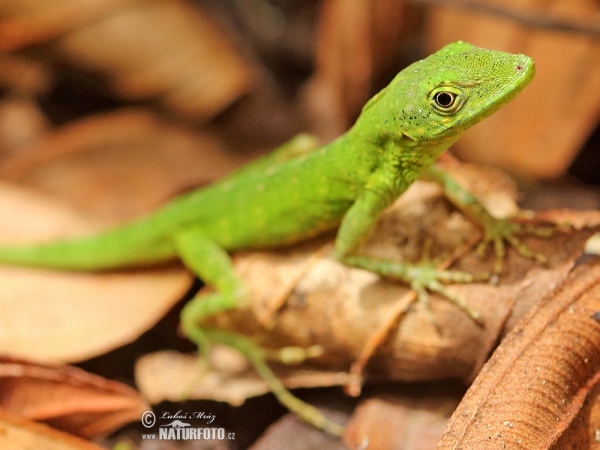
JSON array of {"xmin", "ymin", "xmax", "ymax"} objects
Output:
[{"xmin": 140, "ymin": 410, "xmax": 235, "ymax": 441}]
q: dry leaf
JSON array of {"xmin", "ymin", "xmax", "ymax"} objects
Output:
[
  {"xmin": 427, "ymin": 0, "xmax": 600, "ymax": 178},
  {"xmin": 437, "ymin": 258, "xmax": 600, "ymax": 448},
  {"xmin": 0, "ymin": 408, "xmax": 104, "ymax": 450},
  {"xmin": 0, "ymin": 182, "xmax": 191, "ymax": 362},
  {"xmin": 0, "ymin": 0, "xmax": 252, "ymax": 121},
  {"xmin": 343, "ymin": 388, "xmax": 461, "ymax": 450},
  {"xmin": 136, "ymin": 348, "xmax": 351, "ymax": 406},
  {"xmin": 0, "ymin": 357, "xmax": 149, "ymax": 439},
  {"xmin": 552, "ymin": 381, "xmax": 600, "ymax": 449},
  {"xmin": 207, "ymin": 177, "xmax": 598, "ymax": 387},
  {"xmin": 0, "ymin": 109, "xmax": 253, "ymax": 223}
]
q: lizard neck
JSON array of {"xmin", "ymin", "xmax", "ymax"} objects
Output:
[
  {"xmin": 326, "ymin": 122, "xmax": 461, "ymax": 207},
  {"xmin": 345, "ymin": 119, "xmax": 460, "ymax": 182},
  {"xmin": 395, "ymin": 133, "xmax": 459, "ymax": 171}
]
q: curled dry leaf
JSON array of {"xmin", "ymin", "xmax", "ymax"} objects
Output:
[
  {"xmin": 0, "ymin": 408, "xmax": 104, "ymax": 450},
  {"xmin": 0, "ymin": 182, "xmax": 191, "ymax": 362},
  {"xmin": 552, "ymin": 381, "xmax": 600, "ymax": 449},
  {"xmin": 437, "ymin": 258, "xmax": 600, "ymax": 449},
  {"xmin": 0, "ymin": 357, "xmax": 149, "ymax": 439},
  {"xmin": 0, "ymin": 0, "xmax": 252, "ymax": 121}
]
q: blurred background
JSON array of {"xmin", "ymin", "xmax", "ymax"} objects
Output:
[
  {"xmin": 0, "ymin": 0, "xmax": 598, "ymax": 223},
  {"xmin": 0, "ymin": 0, "xmax": 598, "ymax": 448}
]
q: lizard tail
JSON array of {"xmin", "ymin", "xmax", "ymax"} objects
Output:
[{"xmin": 0, "ymin": 222, "xmax": 176, "ymax": 271}]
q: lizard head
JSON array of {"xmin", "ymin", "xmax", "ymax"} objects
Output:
[{"xmin": 371, "ymin": 41, "xmax": 535, "ymax": 144}]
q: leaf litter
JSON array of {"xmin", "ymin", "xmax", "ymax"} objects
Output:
[{"xmin": 137, "ymin": 161, "xmax": 600, "ymax": 415}]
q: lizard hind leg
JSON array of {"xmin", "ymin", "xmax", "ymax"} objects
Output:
[{"xmin": 174, "ymin": 229, "xmax": 344, "ymax": 436}]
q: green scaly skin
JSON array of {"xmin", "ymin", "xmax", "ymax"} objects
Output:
[{"xmin": 0, "ymin": 42, "xmax": 537, "ymax": 434}]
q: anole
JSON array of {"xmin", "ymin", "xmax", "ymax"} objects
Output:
[{"xmin": 0, "ymin": 42, "xmax": 538, "ymax": 434}]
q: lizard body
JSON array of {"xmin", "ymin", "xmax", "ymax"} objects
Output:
[
  {"xmin": 0, "ymin": 42, "xmax": 536, "ymax": 434},
  {"xmin": 0, "ymin": 42, "xmax": 533, "ymax": 269}
]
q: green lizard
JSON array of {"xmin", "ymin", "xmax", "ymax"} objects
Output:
[{"xmin": 0, "ymin": 42, "xmax": 539, "ymax": 434}]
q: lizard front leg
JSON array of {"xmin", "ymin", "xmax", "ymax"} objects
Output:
[
  {"xmin": 174, "ymin": 229, "xmax": 344, "ymax": 436},
  {"xmin": 335, "ymin": 182, "xmax": 482, "ymax": 321},
  {"xmin": 422, "ymin": 164, "xmax": 556, "ymax": 273}
]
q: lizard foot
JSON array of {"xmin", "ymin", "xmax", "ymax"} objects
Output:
[
  {"xmin": 405, "ymin": 263, "xmax": 485, "ymax": 324},
  {"xmin": 344, "ymin": 255, "xmax": 488, "ymax": 324},
  {"xmin": 475, "ymin": 213, "xmax": 558, "ymax": 273}
]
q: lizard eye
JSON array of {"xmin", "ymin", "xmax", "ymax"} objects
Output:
[
  {"xmin": 434, "ymin": 92, "xmax": 455, "ymax": 108},
  {"xmin": 430, "ymin": 89, "xmax": 464, "ymax": 115}
]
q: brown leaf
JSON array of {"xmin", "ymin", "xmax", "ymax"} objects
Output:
[
  {"xmin": 0, "ymin": 109, "xmax": 252, "ymax": 224},
  {"xmin": 344, "ymin": 388, "xmax": 461, "ymax": 450},
  {"xmin": 0, "ymin": 0, "xmax": 252, "ymax": 121},
  {"xmin": 552, "ymin": 381, "xmax": 600, "ymax": 449},
  {"xmin": 504, "ymin": 208, "xmax": 600, "ymax": 333},
  {"xmin": 136, "ymin": 348, "xmax": 351, "ymax": 406},
  {"xmin": 0, "ymin": 357, "xmax": 149, "ymax": 439},
  {"xmin": 0, "ymin": 182, "xmax": 191, "ymax": 362},
  {"xmin": 0, "ymin": 408, "xmax": 105, "ymax": 450},
  {"xmin": 437, "ymin": 258, "xmax": 600, "ymax": 448},
  {"xmin": 0, "ymin": 0, "xmax": 131, "ymax": 50}
]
